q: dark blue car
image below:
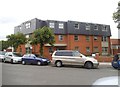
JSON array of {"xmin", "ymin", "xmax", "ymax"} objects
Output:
[
  {"xmin": 112, "ymin": 53, "xmax": 120, "ymax": 69},
  {"xmin": 21, "ymin": 54, "xmax": 50, "ymax": 65}
]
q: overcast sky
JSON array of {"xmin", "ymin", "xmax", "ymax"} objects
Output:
[{"xmin": 0, "ymin": 0, "xmax": 119, "ymax": 40}]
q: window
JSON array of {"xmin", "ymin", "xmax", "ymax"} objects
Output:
[
  {"xmin": 102, "ymin": 26, "xmax": 107, "ymax": 31},
  {"xmin": 25, "ymin": 22, "xmax": 31, "ymax": 29},
  {"xmin": 49, "ymin": 22, "xmax": 54, "ymax": 28},
  {"xmin": 19, "ymin": 26, "xmax": 22, "ymax": 31},
  {"xmin": 86, "ymin": 24, "xmax": 90, "ymax": 30},
  {"xmin": 74, "ymin": 23, "xmax": 79, "ymax": 29},
  {"xmin": 59, "ymin": 23, "xmax": 64, "ymax": 29},
  {"xmin": 59, "ymin": 35, "xmax": 63, "ymax": 41},
  {"xmin": 94, "ymin": 47, "xmax": 98, "ymax": 52},
  {"xmin": 94, "ymin": 25, "xmax": 98, "ymax": 30},
  {"xmin": 94, "ymin": 36, "xmax": 98, "ymax": 41},
  {"xmin": 73, "ymin": 51, "xmax": 80, "ymax": 56},
  {"xmin": 86, "ymin": 47, "xmax": 90, "ymax": 53},
  {"xmin": 55, "ymin": 52, "xmax": 73, "ymax": 56},
  {"xmin": 74, "ymin": 46, "xmax": 79, "ymax": 51},
  {"xmin": 102, "ymin": 47, "xmax": 108, "ymax": 53},
  {"xmin": 102, "ymin": 36, "xmax": 108, "ymax": 42},
  {"xmin": 74, "ymin": 35, "xmax": 79, "ymax": 41},
  {"xmin": 49, "ymin": 47, "xmax": 53, "ymax": 53},
  {"xmin": 86, "ymin": 36, "xmax": 90, "ymax": 41}
]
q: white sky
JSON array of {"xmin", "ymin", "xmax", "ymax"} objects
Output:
[{"xmin": 0, "ymin": 0, "xmax": 119, "ymax": 40}]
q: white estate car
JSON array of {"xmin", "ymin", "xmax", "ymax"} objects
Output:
[
  {"xmin": 52, "ymin": 50, "xmax": 99, "ymax": 69},
  {"xmin": 0, "ymin": 51, "xmax": 6, "ymax": 62},
  {"xmin": 4, "ymin": 52, "xmax": 22, "ymax": 63}
]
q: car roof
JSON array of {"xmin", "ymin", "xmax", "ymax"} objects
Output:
[{"xmin": 56, "ymin": 50, "xmax": 78, "ymax": 52}]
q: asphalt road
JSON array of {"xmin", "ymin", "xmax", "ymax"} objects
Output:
[{"xmin": 1, "ymin": 62, "xmax": 119, "ymax": 85}]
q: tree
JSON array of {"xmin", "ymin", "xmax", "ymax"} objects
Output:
[
  {"xmin": 0, "ymin": 40, "xmax": 9, "ymax": 51},
  {"xmin": 113, "ymin": 1, "xmax": 120, "ymax": 24},
  {"xmin": 31, "ymin": 26, "xmax": 55, "ymax": 56},
  {"xmin": 6, "ymin": 33, "xmax": 27, "ymax": 52}
]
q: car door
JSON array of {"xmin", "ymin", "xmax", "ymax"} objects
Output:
[
  {"xmin": 29, "ymin": 54, "xmax": 36, "ymax": 64},
  {"xmin": 62, "ymin": 51, "xmax": 75, "ymax": 65},
  {"xmin": 72, "ymin": 51, "xmax": 85, "ymax": 65},
  {"xmin": 5, "ymin": 53, "xmax": 12, "ymax": 62}
]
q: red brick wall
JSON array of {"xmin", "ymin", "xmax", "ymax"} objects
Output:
[{"xmin": 16, "ymin": 34, "xmax": 111, "ymax": 60}]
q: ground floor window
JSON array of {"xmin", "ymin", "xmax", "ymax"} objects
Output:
[
  {"xmin": 94, "ymin": 47, "xmax": 98, "ymax": 53},
  {"xmin": 74, "ymin": 46, "xmax": 79, "ymax": 51},
  {"xmin": 86, "ymin": 47, "xmax": 90, "ymax": 53},
  {"xmin": 49, "ymin": 47, "xmax": 53, "ymax": 53},
  {"xmin": 102, "ymin": 47, "xmax": 108, "ymax": 53}
]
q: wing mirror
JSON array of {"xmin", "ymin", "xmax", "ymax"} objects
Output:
[{"xmin": 80, "ymin": 55, "xmax": 82, "ymax": 57}]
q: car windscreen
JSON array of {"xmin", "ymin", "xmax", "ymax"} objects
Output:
[
  {"xmin": 0, "ymin": 51, "xmax": 6, "ymax": 55},
  {"xmin": 13, "ymin": 53, "xmax": 22, "ymax": 57}
]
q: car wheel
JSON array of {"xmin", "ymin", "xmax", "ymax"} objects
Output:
[
  {"xmin": 112, "ymin": 66, "xmax": 118, "ymax": 69},
  {"xmin": 2, "ymin": 59, "xmax": 4, "ymax": 62},
  {"xmin": 55, "ymin": 61, "xmax": 62, "ymax": 67},
  {"xmin": 84, "ymin": 62, "xmax": 93, "ymax": 69},
  {"xmin": 3, "ymin": 59, "xmax": 6, "ymax": 63},
  {"xmin": 11, "ymin": 59, "xmax": 13, "ymax": 64},
  {"xmin": 37, "ymin": 61, "xmax": 41, "ymax": 66},
  {"xmin": 22, "ymin": 61, "xmax": 26, "ymax": 65}
]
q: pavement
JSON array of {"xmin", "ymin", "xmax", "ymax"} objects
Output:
[{"xmin": 99, "ymin": 62, "xmax": 111, "ymax": 65}]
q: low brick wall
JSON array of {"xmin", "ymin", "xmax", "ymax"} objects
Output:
[{"xmin": 95, "ymin": 56, "xmax": 113, "ymax": 62}]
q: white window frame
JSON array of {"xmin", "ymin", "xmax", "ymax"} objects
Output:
[
  {"xmin": 74, "ymin": 23, "xmax": 79, "ymax": 29},
  {"xmin": 86, "ymin": 36, "xmax": 90, "ymax": 41},
  {"xmin": 59, "ymin": 35, "xmax": 63, "ymax": 41},
  {"xmin": 94, "ymin": 25, "xmax": 98, "ymax": 30},
  {"xmin": 86, "ymin": 47, "xmax": 90, "ymax": 53},
  {"xmin": 102, "ymin": 36, "xmax": 108, "ymax": 42},
  {"xmin": 49, "ymin": 22, "xmax": 54, "ymax": 28},
  {"xmin": 59, "ymin": 23, "xmax": 64, "ymax": 29},
  {"xmin": 102, "ymin": 47, "xmax": 108, "ymax": 53},
  {"xmin": 74, "ymin": 35, "xmax": 79, "ymax": 41},
  {"xmin": 102, "ymin": 25, "xmax": 108, "ymax": 31},
  {"xmin": 25, "ymin": 22, "xmax": 31, "ymax": 29},
  {"xmin": 94, "ymin": 36, "xmax": 98, "ymax": 41},
  {"xmin": 19, "ymin": 26, "xmax": 22, "ymax": 31},
  {"xmin": 86, "ymin": 24, "xmax": 90, "ymax": 30}
]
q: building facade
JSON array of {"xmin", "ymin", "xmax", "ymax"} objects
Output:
[
  {"xmin": 14, "ymin": 18, "xmax": 111, "ymax": 60},
  {"xmin": 111, "ymin": 39, "xmax": 120, "ymax": 55}
]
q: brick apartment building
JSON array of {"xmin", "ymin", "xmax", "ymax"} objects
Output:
[
  {"xmin": 111, "ymin": 39, "xmax": 120, "ymax": 55},
  {"xmin": 14, "ymin": 18, "xmax": 111, "ymax": 60}
]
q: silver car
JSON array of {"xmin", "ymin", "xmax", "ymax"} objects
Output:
[
  {"xmin": 0, "ymin": 51, "xmax": 6, "ymax": 62},
  {"xmin": 52, "ymin": 50, "xmax": 99, "ymax": 69},
  {"xmin": 4, "ymin": 52, "xmax": 22, "ymax": 63}
]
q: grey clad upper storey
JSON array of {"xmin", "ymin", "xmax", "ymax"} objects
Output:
[{"xmin": 14, "ymin": 18, "xmax": 111, "ymax": 36}]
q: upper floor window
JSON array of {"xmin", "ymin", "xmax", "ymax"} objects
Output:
[
  {"xmin": 74, "ymin": 35, "xmax": 79, "ymax": 41},
  {"xmin": 102, "ymin": 26, "xmax": 108, "ymax": 31},
  {"xmin": 86, "ymin": 36, "xmax": 90, "ymax": 41},
  {"xmin": 74, "ymin": 23, "xmax": 79, "ymax": 29},
  {"xmin": 94, "ymin": 25, "xmax": 98, "ymax": 30},
  {"xmin": 94, "ymin": 36, "xmax": 98, "ymax": 41},
  {"xmin": 59, "ymin": 35, "xmax": 63, "ymax": 41},
  {"xmin": 19, "ymin": 26, "xmax": 22, "ymax": 31},
  {"xmin": 49, "ymin": 22, "xmax": 54, "ymax": 28},
  {"xmin": 86, "ymin": 24, "xmax": 90, "ymax": 30},
  {"xmin": 59, "ymin": 23, "xmax": 64, "ymax": 29},
  {"xmin": 102, "ymin": 36, "xmax": 108, "ymax": 42},
  {"xmin": 25, "ymin": 22, "xmax": 31, "ymax": 29}
]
